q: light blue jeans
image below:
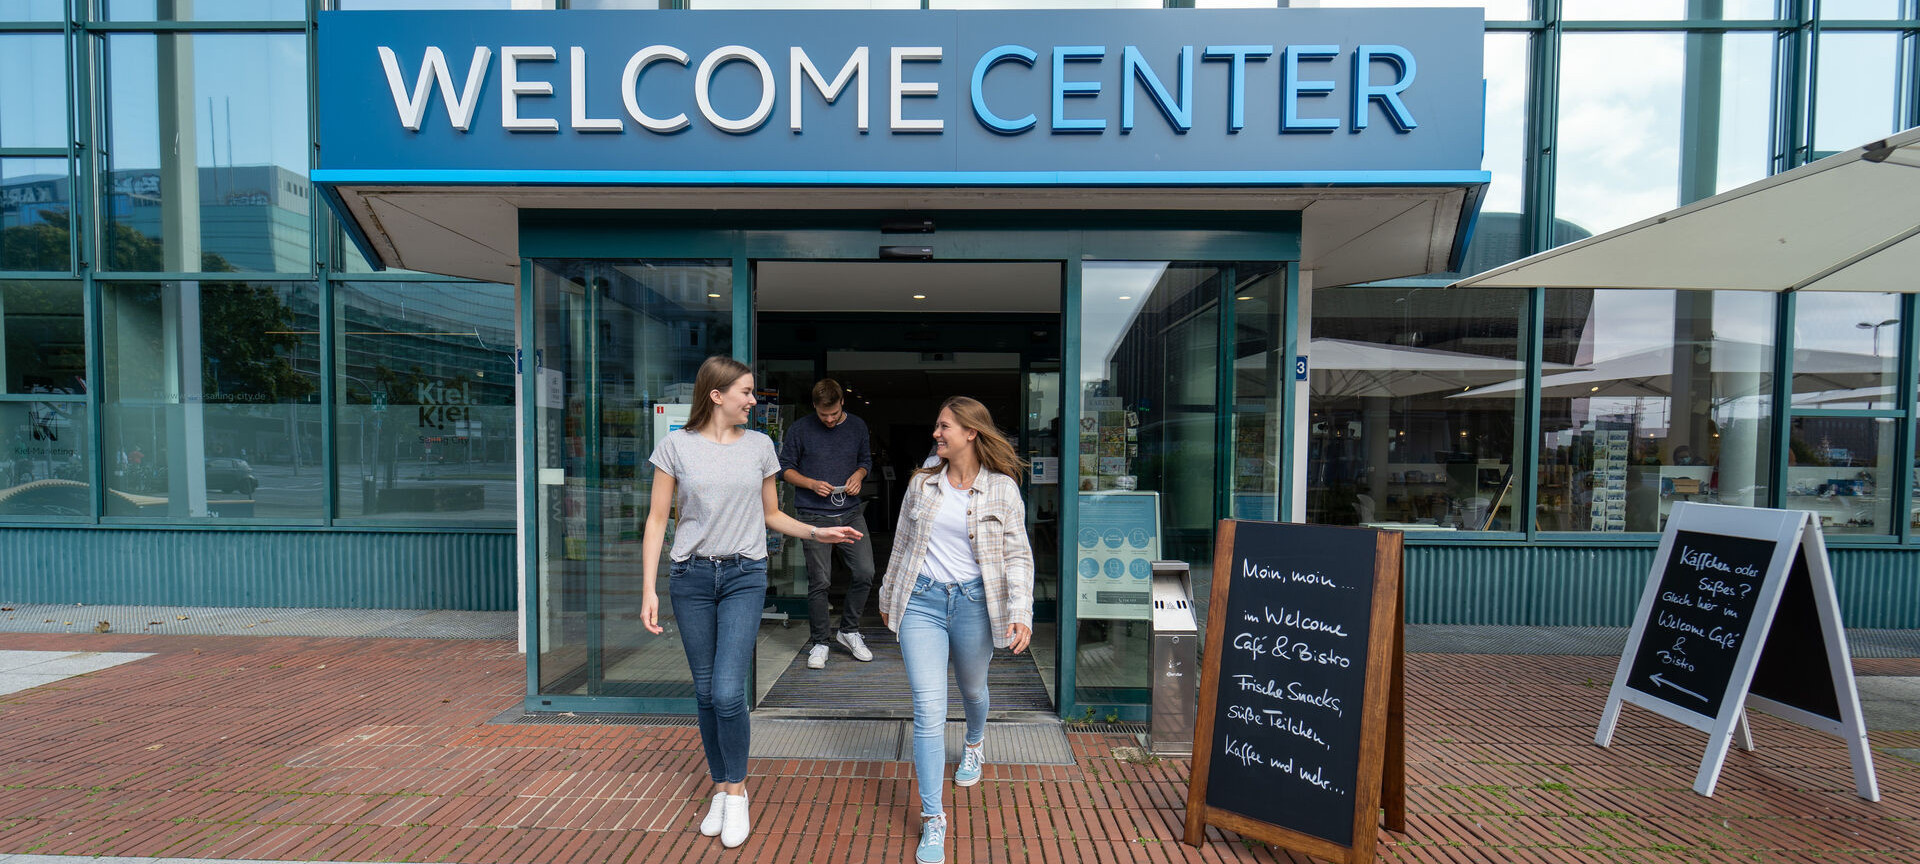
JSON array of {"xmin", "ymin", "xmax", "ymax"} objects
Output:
[
  {"xmin": 898, "ymin": 574, "xmax": 993, "ymax": 817},
  {"xmin": 669, "ymin": 555, "xmax": 768, "ymax": 785}
]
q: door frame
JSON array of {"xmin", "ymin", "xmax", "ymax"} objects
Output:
[{"xmin": 519, "ymin": 209, "xmax": 1301, "ymax": 720}]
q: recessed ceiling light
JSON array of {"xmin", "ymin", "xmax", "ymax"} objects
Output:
[
  {"xmin": 1589, "ymin": 386, "xmax": 1600, "ymax": 392},
  {"xmin": 707, "ymin": 293, "xmax": 721, "ymax": 298},
  {"xmin": 1116, "ymin": 295, "xmax": 1132, "ymax": 301},
  {"xmin": 912, "ymin": 294, "xmax": 927, "ymax": 300},
  {"xmin": 1236, "ymin": 295, "xmax": 1253, "ymax": 301}
]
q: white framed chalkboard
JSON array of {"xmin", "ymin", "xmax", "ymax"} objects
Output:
[
  {"xmin": 1183, "ymin": 520, "xmax": 1406, "ymax": 863},
  {"xmin": 1595, "ymin": 502, "xmax": 1878, "ymax": 800}
]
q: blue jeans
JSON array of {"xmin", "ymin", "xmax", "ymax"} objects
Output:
[
  {"xmin": 669, "ymin": 555, "xmax": 767, "ymax": 785},
  {"xmin": 898, "ymin": 574, "xmax": 993, "ymax": 816}
]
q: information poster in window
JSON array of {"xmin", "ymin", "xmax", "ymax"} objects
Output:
[{"xmin": 1075, "ymin": 491, "xmax": 1159, "ymax": 620}]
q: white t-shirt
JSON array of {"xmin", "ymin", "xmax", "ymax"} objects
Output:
[{"xmin": 922, "ymin": 472, "xmax": 984, "ymax": 584}]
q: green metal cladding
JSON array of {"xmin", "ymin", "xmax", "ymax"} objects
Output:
[
  {"xmin": 0, "ymin": 529, "xmax": 515, "ymax": 610},
  {"xmin": 1406, "ymin": 544, "xmax": 1920, "ymax": 629}
]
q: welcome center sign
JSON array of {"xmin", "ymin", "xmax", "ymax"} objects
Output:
[{"xmin": 313, "ymin": 8, "xmax": 1487, "ymax": 185}]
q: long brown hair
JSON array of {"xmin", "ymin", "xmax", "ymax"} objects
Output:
[
  {"xmin": 683, "ymin": 355, "xmax": 751, "ymax": 435},
  {"xmin": 919, "ymin": 396, "xmax": 1027, "ymax": 480}
]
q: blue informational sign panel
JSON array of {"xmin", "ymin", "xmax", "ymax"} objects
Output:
[
  {"xmin": 314, "ymin": 8, "xmax": 1486, "ymax": 186},
  {"xmin": 1076, "ymin": 491, "xmax": 1160, "ymax": 621}
]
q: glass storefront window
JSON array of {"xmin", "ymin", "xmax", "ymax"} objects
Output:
[
  {"xmin": 104, "ymin": 1, "xmax": 305, "ymax": 21},
  {"xmin": 1563, "ymin": 0, "xmax": 1783, "ymax": 19},
  {"xmin": 931, "ymin": 1, "xmax": 1158, "ymax": 8},
  {"xmin": 335, "ymin": 281, "xmax": 516, "ymax": 525},
  {"xmin": 531, "ymin": 258, "xmax": 733, "ymax": 700},
  {"xmin": 0, "ymin": 1, "xmax": 67, "ymax": 21},
  {"xmin": 0, "ymin": 399, "xmax": 91, "ymax": 518},
  {"xmin": 1311, "ymin": 0, "xmax": 1533, "ymax": 21},
  {"xmin": 1813, "ymin": 32, "xmax": 1903, "ymax": 155},
  {"xmin": 1820, "ymin": 0, "xmax": 1904, "ymax": 19},
  {"xmin": 1438, "ymin": 32, "xmax": 1531, "ymax": 275},
  {"xmin": 1538, "ymin": 289, "xmax": 1775, "ymax": 533},
  {"xmin": 1793, "ymin": 293, "xmax": 1899, "ymax": 409},
  {"xmin": 1307, "ymin": 287, "xmax": 1526, "ymax": 532},
  {"xmin": 1788, "ymin": 416, "xmax": 1896, "ymax": 536},
  {"xmin": 100, "ymin": 33, "xmax": 310, "ymax": 274},
  {"xmin": 336, "ymin": 0, "xmax": 550, "ymax": 8},
  {"xmin": 2, "ymin": 159, "xmax": 73, "ymax": 272},
  {"xmin": 686, "ymin": 1, "xmax": 915, "ymax": 8},
  {"xmin": 0, "ymin": 34, "xmax": 67, "ymax": 150},
  {"xmin": 102, "ymin": 281, "xmax": 323, "ymax": 520},
  {"xmin": 1075, "ymin": 260, "xmax": 1221, "ymax": 704},
  {"xmin": 2, "ymin": 280, "xmax": 84, "ymax": 394}
]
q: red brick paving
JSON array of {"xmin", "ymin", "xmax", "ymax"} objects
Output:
[{"xmin": 0, "ymin": 634, "xmax": 1912, "ymax": 862}]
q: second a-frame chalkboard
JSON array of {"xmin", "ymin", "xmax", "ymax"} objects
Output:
[{"xmin": 1595, "ymin": 502, "xmax": 1878, "ymax": 800}]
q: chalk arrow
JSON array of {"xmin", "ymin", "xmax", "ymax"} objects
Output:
[{"xmin": 1648, "ymin": 673, "xmax": 1708, "ymax": 703}]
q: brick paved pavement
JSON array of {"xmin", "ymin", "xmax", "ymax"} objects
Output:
[{"xmin": 0, "ymin": 632, "xmax": 1911, "ymax": 863}]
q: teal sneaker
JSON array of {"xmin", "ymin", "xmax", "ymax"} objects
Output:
[
  {"xmin": 915, "ymin": 813, "xmax": 947, "ymax": 864},
  {"xmin": 953, "ymin": 740, "xmax": 983, "ymax": 787}
]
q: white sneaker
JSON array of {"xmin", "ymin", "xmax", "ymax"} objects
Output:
[
  {"xmin": 837, "ymin": 630, "xmax": 873, "ymax": 662},
  {"xmin": 807, "ymin": 643, "xmax": 829, "ymax": 669},
  {"xmin": 698, "ymin": 791, "xmax": 726, "ymax": 836},
  {"xmin": 720, "ymin": 793, "xmax": 751, "ymax": 848}
]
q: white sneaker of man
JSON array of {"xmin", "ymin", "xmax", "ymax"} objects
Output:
[
  {"xmin": 807, "ymin": 643, "xmax": 829, "ymax": 669},
  {"xmin": 836, "ymin": 630, "xmax": 873, "ymax": 662}
]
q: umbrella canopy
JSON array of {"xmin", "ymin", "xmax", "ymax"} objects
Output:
[
  {"xmin": 1450, "ymin": 126, "xmax": 1920, "ymax": 293},
  {"xmin": 1267, "ymin": 338, "xmax": 1547, "ymax": 398},
  {"xmin": 1451, "ymin": 339, "xmax": 1884, "ymax": 399}
]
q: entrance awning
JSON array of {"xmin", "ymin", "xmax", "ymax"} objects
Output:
[
  {"xmin": 1449, "ymin": 126, "xmax": 1920, "ymax": 293},
  {"xmin": 320, "ymin": 183, "xmax": 1486, "ymax": 287}
]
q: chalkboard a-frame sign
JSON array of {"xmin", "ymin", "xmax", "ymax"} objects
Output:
[
  {"xmin": 1595, "ymin": 502, "xmax": 1879, "ymax": 800},
  {"xmin": 1183, "ymin": 520, "xmax": 1406, "ymax": 863}
]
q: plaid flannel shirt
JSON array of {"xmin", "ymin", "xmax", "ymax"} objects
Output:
[{"xmin": 878, "ymin": 467, "xmax": 1035, "ymax": 648}]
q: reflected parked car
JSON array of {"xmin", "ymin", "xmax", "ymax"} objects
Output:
[{"xmin": 205, "ymin": 458, "xmax": 258, "ymax": 496}]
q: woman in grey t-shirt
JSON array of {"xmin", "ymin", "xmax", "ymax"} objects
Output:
[{"xmin": 641, "ymin": 356, "xmax": 861, "ymax": 849}]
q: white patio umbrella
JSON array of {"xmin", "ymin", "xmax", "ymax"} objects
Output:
[
  {"xmin": 1450, "ymin": 126, "xmax": 1920, "ymax": 293},
  {"xmin": 1451, "ymin": 340, "xmax": 1884, "ymax": 399},
  {"xmin": 1259, "ymin": 338, "xmax": 1547, "ymax": 399}
]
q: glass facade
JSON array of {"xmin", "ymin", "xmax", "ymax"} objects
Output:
[{"xmin": 0, "ymin": 0, "xmax": 1917, "ymax": 718}]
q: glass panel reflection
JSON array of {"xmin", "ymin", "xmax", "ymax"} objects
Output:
[
  {"xmin": 1307, "ymin": 287, "xmax": 1525, "ymax": 532},
  {"xmin": 102, "ymin": 281, "xmax": 324, "ymax": 520},
  {"xmin": 0, "ymin": 399, "xmax": 90, "ymax": 519},
  {"xmin": 2, "ymin": 159, "xmax": 73, "ymax": 272},
  {"xmin": 1788, "ymin": 417, "xmax": 1895, "ymax": 536},
  {"xmin": 1814, "ymin": 32, "xmax": 1902, "ymax": 155},
  {"xmin": 104, "ymin": 0, "xmax": 305, "ymax": 20},
  {"xmin": 532, "ymin": 259, "xmax": 733, "ymax": 701},
  {"xmin": 335, "ymin": 282, "xmax": 516, "ymax": 525},
  {"xmin": 0, "ymin": 35, "xmax": 67, "ymax": 149},
  {"xmin": 2, "ymin": 280, "xmax": 84, "ymax": 394},
  {"xmin": 1075, "ymin": 261, "xmax": 1222, "ymax": 705},
  {"xmin": 1538, "ymin": 290, "xmax": 1775, "ymax": 533},
  {"xmin": 101, "ymin": 33, "xmax": 310, "ymax": 273},
  {"xmin": 1312, "ymin": 0, "xmax": 1532, "ymax": 20},
  {"xmin": 0, "ymin": 1, "xmax": 68, "ymax": 21},
  {"xmin": 1793, "ymin": 293, "xmax": 1900, "ymax": 409}
]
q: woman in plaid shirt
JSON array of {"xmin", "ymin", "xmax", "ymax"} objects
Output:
[{"xmin": 877, "ymin": 396, "xmax": 1035, "ymax": 864}]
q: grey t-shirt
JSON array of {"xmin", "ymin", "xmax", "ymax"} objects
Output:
[{"xmin": 648, "ymin": 428, "xmax": 781, "ymax": 561}]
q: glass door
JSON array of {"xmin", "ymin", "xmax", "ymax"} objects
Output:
[{"xmin": 528, "ymin": 258, "xmax": 734, "ymax": 708}]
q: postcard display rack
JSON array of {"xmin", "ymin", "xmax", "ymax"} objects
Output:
[{"xmin": 1589, "ymin": 423, "xmax": 1632, "ymax": 533}]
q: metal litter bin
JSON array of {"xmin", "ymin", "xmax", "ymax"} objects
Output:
[{"xmin": 1149, "ymin": 560, "xmax": 1198, "ymax": 756}]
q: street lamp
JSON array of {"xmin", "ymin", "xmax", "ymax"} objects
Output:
[{"xmin": 1856, "ymin": 318, "xmax": 1898, "ymax": 357}]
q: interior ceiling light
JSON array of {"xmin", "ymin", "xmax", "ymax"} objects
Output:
[
  {"xmin": 1117, "ymin": 295, "xmax": 1132, "ymax": 301},
  {"xmin": 707, "ymin": 293, "xmax": 721, "ymax": 298},
  {"xmin": 912, "ymin": 294, "xmax": 927, "ymax": 300},
  {"xmin": 1236, "ymin": 295, "xmax": 1253, "ymax": 301}
]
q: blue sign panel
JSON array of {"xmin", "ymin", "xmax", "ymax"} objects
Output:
[{"xmin": 314, "ymin": 9, "xmax": 1485, "ymax": 187}]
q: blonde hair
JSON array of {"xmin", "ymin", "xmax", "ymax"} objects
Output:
[
  {"xmin": 684, "ymin": 355, "xmax": 752, "ymax": 435},
  {"xmin": 919, "ymin": 396, "xmax": 1027, "ymax": 481}
]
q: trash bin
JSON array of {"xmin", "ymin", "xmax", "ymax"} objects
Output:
[{"xmin": 1149, "ymin": 560, "xmax": 1198, "ymax": 756}]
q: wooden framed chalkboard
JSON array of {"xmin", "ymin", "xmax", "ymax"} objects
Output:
[
  {"xmin": 1183, "ymin": 520, "xmax": 1405, "ymax": 863},
  {"xmin": 1595, "ymin": 502, "xmax": 1878, "ymax": 800}
]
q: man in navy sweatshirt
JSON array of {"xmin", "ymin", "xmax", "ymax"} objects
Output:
[{"xmin": 779, "ymin": 379, "xmax": 876, "ymax": 669}]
